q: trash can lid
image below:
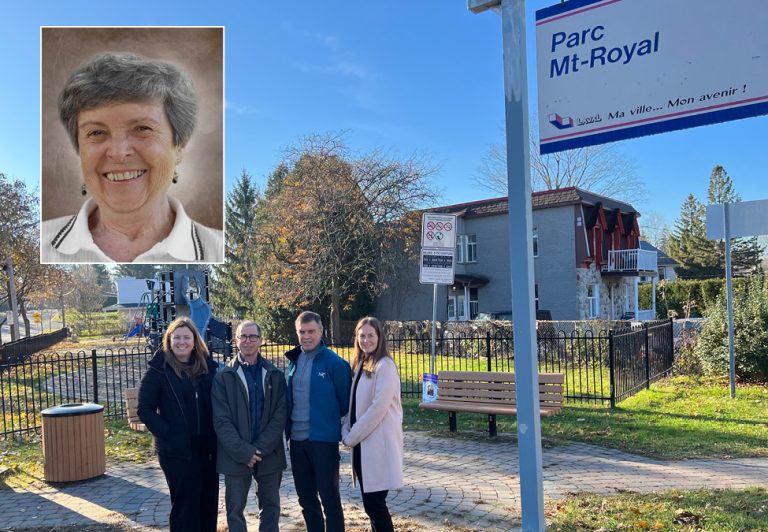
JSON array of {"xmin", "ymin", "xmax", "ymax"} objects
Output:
[{"xmin": 41, "ymin": 403, "xmax": 104, "ymax": 417}]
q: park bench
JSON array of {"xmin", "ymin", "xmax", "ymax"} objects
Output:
[
  {"xmin": 418, "ymin": 371, "xmax": 564, "ymax": 436},
  {"xmin": 124, "ymin": 387, "xmax": 147, "ymax": 432}
]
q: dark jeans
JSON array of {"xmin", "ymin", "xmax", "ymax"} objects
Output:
[
  {"xmin": 225, "ymin": 470, "xmax": 283, "ymax": 532},
  {"xmin": 353, "ymin": 445, "xmax": 394, "ymax": 532},
  {"xmin": 290, "ymin": 439, "xmax": 344, "ymax": 532},
  {"xmin": 158, "ymin": 449, "xmax": 219, "ymax": 532}
]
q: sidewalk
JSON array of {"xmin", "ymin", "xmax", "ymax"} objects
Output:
[{"xmin": 2, "ymin": 432, "xmax": 767, "ymax": 531}]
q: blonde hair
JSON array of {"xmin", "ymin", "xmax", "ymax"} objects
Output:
[
  {"xmin": 352, "ymin": 317, "xmax": 391, "ymax": 377},
  {"xmin": 162, "ymin": 317, "xmax": 209, "ymax": 378}
]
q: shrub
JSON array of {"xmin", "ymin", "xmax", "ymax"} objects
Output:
[{"xmin": 695, "ymin": 275, "xmax": 768, "ymax": 382}]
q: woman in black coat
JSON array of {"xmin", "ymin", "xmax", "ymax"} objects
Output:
[{"xmin": 138, "ymin": 317, "xmax": 219, "ymax": 532}]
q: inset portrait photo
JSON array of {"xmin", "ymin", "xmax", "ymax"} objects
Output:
[{"xmin": 41, "ymin": 27, "xmax": 224, "ymax": 264}]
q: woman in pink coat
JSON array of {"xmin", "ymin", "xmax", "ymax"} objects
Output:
[{"xmin": 342, "ymin": 317, "xmax": 404, "ymax": 532}]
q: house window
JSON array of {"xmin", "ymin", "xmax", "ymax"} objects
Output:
[
  {"xmin": 447, "ymin": 295, "xmax": 465, "ymax": 320},
  {"xmin": 587, "ymin": 284, "xmax": 600, "ymax": 318},
  {"xmin": 456, "ymin": 234, "xmax": 477, "ymax": 264},
  {"xmin": 533, "ymin": 226, "xmax": 539, "ymax": 257}
]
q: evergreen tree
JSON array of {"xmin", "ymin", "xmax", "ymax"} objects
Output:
[
  {"xmin": 667, "ymin": 194, "xmax": 720, "ymax": 279},
  {"xmin": 113, "ymin": 264, "xmax": 161, "ymax": 279},
  {"xmin": 706, "ymin": 165, "xmax": 764, "ymax": 276},
  {"xmin": 210, "ymin": 169, "xmax": 261, "ymax": 320}
]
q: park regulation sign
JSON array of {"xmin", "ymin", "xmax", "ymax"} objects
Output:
[
  {"xmin": 420, "ymin": 212, "xmax": 457, "ymax": 285},
  {"xmin": 535, "ymin": 0, "xmax": 768, "ymax": 154}
]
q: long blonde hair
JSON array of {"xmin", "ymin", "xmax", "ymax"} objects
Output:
[
  {"xmin": 162, "ymin": 317, "xmax": 209, "ymax": 378},
  {"xmin": 352, "ymin": 317, "xmax": 391, "ymax": 377}
]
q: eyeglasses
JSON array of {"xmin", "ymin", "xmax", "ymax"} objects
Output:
[{"xmin": 238, "ymin": 334, "xmax": 261, "ymax": 342}]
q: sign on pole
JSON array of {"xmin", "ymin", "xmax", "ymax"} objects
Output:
[
  {"xmin": 706, "ymin": 199, "xmax": 768, "ymax": 399},
  {"xmin": 421, "ymin": 213, "xmax": 457, "ymax": 249},
  {"xmin": 706, "ymin": 199, "xmax": 768, "ymax": 239},
  {"xmin": 419, "ymin": 249, "xmax": 455, "ymax": 285},
  {"xmin": 536, "ymin": 0, "xmax": 768, "ymax": 154}
]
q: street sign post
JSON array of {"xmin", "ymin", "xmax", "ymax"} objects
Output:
[
  {"xmin": 420, "ymin": 212, "xmax": 457, "ymax": 383},
  {"xmin": 706, "ymin": 199, "xmax": 768, "ymax": 399}
]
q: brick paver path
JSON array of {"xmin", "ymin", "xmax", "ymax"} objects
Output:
[{"xmin": 2, "ymin": 432, "xmax": 766, "ymax": 531}]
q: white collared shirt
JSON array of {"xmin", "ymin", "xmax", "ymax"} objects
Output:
[{"xmin": 41, "ymin": 196, "xmax": 223, "ymax": 264}]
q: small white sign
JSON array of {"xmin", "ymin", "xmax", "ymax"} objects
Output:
[
  {"xmin": 535, "ymin": 0, "xmax": 768, "ymax": 154},
  {"xmin": 421, "ymin": 213, "xmax": 457, "ymax": 249},
  {"xmin": 422, "ymin": 373, "xmax": 438, "ymax": 403},
  {"xmin": 419, "ymin": 248, "xmax": 455, "ymax": 285},
  {"xmin": 706, "ymin": 200, "xmax": 768, "ymax": 239}
]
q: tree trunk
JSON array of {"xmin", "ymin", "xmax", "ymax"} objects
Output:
[
  {"xmin": 329, "ymin": 278, "xmax": 341, "ymax": 345},
  {"xmin": 19, "ymin": 299, "xmax": 30, "ymax": 338}
]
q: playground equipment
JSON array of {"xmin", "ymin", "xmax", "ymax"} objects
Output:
[{"xmin": 126, "ymin": 269, "xmax": 232, "ymax": 357}]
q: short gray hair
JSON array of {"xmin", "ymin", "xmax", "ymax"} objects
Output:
[
  {"xmin": 235, "ymin": 320, "xmax": 261, "ymax": 337},
  {"xmin": 58, "ymin": 52, "xmax": 198, "ymax": 150},
  {"xmin": 295, "ymin": 311, "xmax": 323, "ymax": 330}
]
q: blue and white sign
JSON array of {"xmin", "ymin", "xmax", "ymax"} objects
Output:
[{"xmin": 535, "ymin": 0, "xmax": 768, "ymax": 154}]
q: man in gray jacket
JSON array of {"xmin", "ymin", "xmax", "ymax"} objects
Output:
[{"xmin": 212, "ymin": 320, "xmax": 288, "ymax": 532}]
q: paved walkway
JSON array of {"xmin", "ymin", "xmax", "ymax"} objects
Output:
[{"xmin": 2, "ymin": 432, "xmax": 767, "ymax": 531}]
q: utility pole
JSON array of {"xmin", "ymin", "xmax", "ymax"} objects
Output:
[{"xmin": 5, "ymin": 255, "xmax": 21, "ymax": 341}]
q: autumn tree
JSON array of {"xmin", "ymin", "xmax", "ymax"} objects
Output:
[
  {"xmin": 0, "ymin": 173, "xmax": 68, "ymax": 338},
  {"xmin": 474, "ymin": 121, "xmax": 644, "ymax": 204},
  {"xmin": 254, "ymin": 134, "xmax": 436, "ymax": 342}
]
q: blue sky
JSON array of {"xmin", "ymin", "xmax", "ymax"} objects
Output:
[{"xmin": 3, "ymin": 0, "xmax": 766, "ymax": 233}]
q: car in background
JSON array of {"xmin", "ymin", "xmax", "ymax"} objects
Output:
[{"xmin": 475, "ymin": 310, "xmax": 513, "ymax": 321}]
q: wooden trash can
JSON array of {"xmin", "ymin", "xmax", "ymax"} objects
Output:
[
  {"xmin": 41, "ymin": 403, "xmax": 105, "ymax": 482},
  {"xmin": 124, "ymin": 387, "xmax": 147, "ymax": 432}
]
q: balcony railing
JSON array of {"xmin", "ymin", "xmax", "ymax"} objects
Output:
[{"xmin": 605, "ymin": 249, "xmax": 657, "ymax": 273}]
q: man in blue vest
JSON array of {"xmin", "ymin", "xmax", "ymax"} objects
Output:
[
  {"xmin": 286, "ymin": 311, "xmax": 352, "ymax": 532},
  {"xmin": 213, "ymin": 321, "xmax": 288, "ymax": 532}
]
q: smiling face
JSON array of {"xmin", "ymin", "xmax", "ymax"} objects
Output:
[
  {"xmin": 169, "ymin": 325, "xmax": 194, "ymax": 362},
  {"xmin": 236, "ymin": 323, "xmax": 262, "ymax": 364},
  {"xmin": 356, "ymin": 323, "xmax": 379, "ymax": 355},
  {"xmin": 77, "ymin": 100, "xmax": 182, "ymax": 217},
  {"xmin": 296, "ymin": 320, "xmax": 323, "ymax": 353}
]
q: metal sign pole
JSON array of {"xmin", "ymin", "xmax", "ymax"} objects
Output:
[
  {"xmin": 470, "ymin": 0, "xmax": 546, "ymax": 529},
  {"xmin": 723, "ymin": 203, "xmax": 736, "ymax": 398},
  {"xmin": 431, "ymin": 283, "xmax": 438, "ymax": 374}
]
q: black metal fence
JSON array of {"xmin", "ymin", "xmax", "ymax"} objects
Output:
[{"xmin": 0, "ymin": 320, "xmax": 673, "ymax": 437}]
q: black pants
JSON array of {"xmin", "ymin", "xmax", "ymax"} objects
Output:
[
  {"xmin": 353, "ymin": 445, "xmax": 394, "ymax": 532},
  {"xmin": 290, "ymin": 439, "xmax": 345, "ymax": 532},
  {"xmin": 158, "ymin": 449, "xmax": 219, "ymax": 532}
]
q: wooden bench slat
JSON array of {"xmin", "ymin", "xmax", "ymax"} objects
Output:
[{"xmin": 419, "ymin": 371, "xmax": 565, "ymax": 436}]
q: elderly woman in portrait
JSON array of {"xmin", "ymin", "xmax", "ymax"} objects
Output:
[{"xmin": 41, "ymin": 52, "xmax": 222, "ymax": 263}]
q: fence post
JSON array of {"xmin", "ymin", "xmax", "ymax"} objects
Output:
[
  {"xmin": 668, "ymin": 317, "xmax": 675, "ymax": 372},
  {"xmin": 608, "ymin": 330, "xmax": 616, "ymax": 408},
  {"xmin": 91, "ymin": 349, "xmax": 99, "ymax": 404},
  {"xmin": 486, "ymin": 332, "xmax": 492, "ymax": 372},
  {"xmin": 644, "ymin": 323, "xmax": 651, "ymax": 390}
]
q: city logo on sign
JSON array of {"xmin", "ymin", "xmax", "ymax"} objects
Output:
[{"xmin": 548, "ymin": 113, "xmax": 574, "ymax": 129}]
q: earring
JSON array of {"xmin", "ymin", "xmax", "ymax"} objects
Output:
[
  {"xmin": 81, "ymin": 184, "xmax": 87, "ymax": 196},
  {"xmin": 172, "ymin": 170, "xmax": 179, "ymax": 184}
]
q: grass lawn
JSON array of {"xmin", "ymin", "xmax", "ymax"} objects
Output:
[
  {"xmin": 405, "ymin": 375, "xmax": 768, "ymax": 460},
  {"xmin": 545, "ymin": 487, "xmax": 767, "ymax": 531}
]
